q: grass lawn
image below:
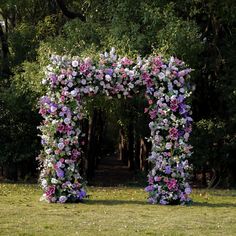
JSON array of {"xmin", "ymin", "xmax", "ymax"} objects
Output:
[{"xmin": 0, "ymin": 184, "xmax": 235, "ymax": 236}]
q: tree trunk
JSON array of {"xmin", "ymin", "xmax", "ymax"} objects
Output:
[
  {"xmin": 119, "ymin": 128, "xmax": 128, "ymax": 165},
  {"xmin": 0, "ymin": 24, "xmax": 10, "ymax": 77},
  {"xmin": 128, "ymin": 122, "xmax": 134, "ymax": 170},
  {"xmin": 56, "ymin": 0, "xmax": 86, "ymax": 21},
  {"xmin": 87, "ymin": 108, "xmax": 98, "ymax": 180}
]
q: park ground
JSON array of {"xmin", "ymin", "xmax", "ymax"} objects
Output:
[{"xmin": 0, "ymin": 184, "xmax": 235, "ymax": 236}]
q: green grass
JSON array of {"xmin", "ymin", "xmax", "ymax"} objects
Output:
[{"xmin": 0, "ymin": 184, "xmax": 235, "ymax": 236}]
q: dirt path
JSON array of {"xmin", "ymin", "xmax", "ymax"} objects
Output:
[{"xmin": 90, "ymin": 156, "xmax": 135, "ymax": 186}]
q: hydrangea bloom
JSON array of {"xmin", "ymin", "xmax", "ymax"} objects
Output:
[{"xmin": 38, "ymin": 48, "xmax": 193, "ymax": 204}]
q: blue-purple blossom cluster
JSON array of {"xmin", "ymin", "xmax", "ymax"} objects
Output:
[{"xmin": 38, "ymin": 48, "xmax": 192, "ymax": 204}]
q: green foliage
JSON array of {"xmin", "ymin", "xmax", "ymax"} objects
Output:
[
  {"xmin": 8, "ymin": 23, "xmax": 37, "ymax": 66},
  {"xmin": 0, "ymin": 86, "xmax": 40, "ymax": 171},
  {"xmin": 0, "ymin": 0, "xmax": 236, "ymax": 184},
  {"xmin": 191, "ymin": 119, "xmax": 236, "ymax": 186}
]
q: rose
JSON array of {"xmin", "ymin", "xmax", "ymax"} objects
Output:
[
  {"xmin": 72, "ymin": 60, "xmax": 79, "ymax": 67},
  {"xmin": 58, "ymin": 142, "xmax": 65, "ymax": 150},
  {"xmin": 58, "ymin": 196, "xmax": 67, "ymax": 203}
]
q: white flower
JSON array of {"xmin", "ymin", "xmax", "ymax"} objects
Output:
[
  {"xmin": 42, "ymin": 79, "xmax": 47, "ymax": 85},
  {"xmin": 41, "ymin": 179, "xmax": 47, "ymax": 188},
  {"xmin": 106, "ymin": 83, "xmax": 111, "ymax": 89},
  {"xmin": 158, "ymin": 72, "xmax": 165, "ymax": 80},
  {"xmin": 128, "ymin": 83, "xmax": 134, "ymax": 89},
  {"xmin": 40, "ymin": 193, "xmax": 47, "ymax": 202},
  {"xmin": 58, "ymin": 142, "xmax": 65, "ymax": 150},
  {"xmin": 184, "ymin": 132, "xmax": 189, "ymax": 141},
  {"xmin": 83, "ymin": 87, "xmax": 89, "ymax": 93},
  {"xmin": 72, "ymin": 71, "xmax": 77, "ymax": 76},
  {"xmin": 45, "ymin": 149, "xmax": 52, "ymax": 155},
  {"xmin": 110, "ymin": 47, "xmax": 115, "ymax": 53},
  {"xmin": 71, "ymin": 90, "xmax": 77, "ymax": 97},
  {"xmin": 52, "ymin": 119, "xmax": 57, "ymax": 125},
  {"xmin": 51, "ymin": 178, "xmax": 58, "ymax": 184},
  {"xmin": 50, "ymin": 106, "xmax": 57, "ymax": 113},
  {"xmin": 72, "ymin": 60, "xmax": 79, "ymax": 67},
  {"xmin": 59, "ymin": 196, "xmax": 67, "ymax": 203},
  {"xmin": 81, "ymin": 79, "xmax": 86, "ymax": 85},
  {"xmin": 64, "ymin": 117, "xmax": 71, "ymax": 125},
  {"xmin": 170, "ymin": 114, "xmax": 176, "ymax": 121},
  {"xmin": 165, "ymin": 142, "xmax": 172, "ymax": 149},
  {"xmin": 67, "ymin": 82, "xmax": 73, "ymax": 88},
  {"xmin": 105, "ymin": 74, "xmax": 111, "ymax": 81}
]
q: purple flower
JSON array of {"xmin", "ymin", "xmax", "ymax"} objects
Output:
[
  {"xmin": 145, "ymin": 185, "xmax": 154, "ymax": 192},
  {"xmin": 77, "ymin": 189, "xmax": 86, "ymax": 200},
  {"xmin": 178, "ymin": 130, "xmax": 185, "ymax": 137},
  {"xmin": 165, "ymin": 166, "xmax": 172, "ymax": 174},
  {"xmin": 50, "ymin": 104, "xmax": 58, "ymax": 113},
  {"xmin": 50, "ymin": 74, "xmax": 58, "ymax": 84},
  {"xmin": 179, "ymin": 104, "xmax": 187, "ymax": 114},
  {"xmin": 56, "ymin": 168, "xmax": 64, "ymax": 178},
  {"xmin": 105, "ymin": 68, "xmax": 113, "ymax": 76},
  {"xmin": 177, "ymin": 95, "xmax": 185, "ymax": 103},
  {"xmin": 148, "ymin": 197, "xmax": 157, "ymax": 204},
  {"xmin": 185, "ymin": 187, "xmax": 192, "ymax": 195},
  {"xmin": 58, "ymin": 196, "xmax": 67, "ymax": 203},
  {"xmin": 160, "ymin": 199, "xmax": 167, "ymax": 205},
  {"xmin": 149, "ymin": 109, "xmax": 158, "ymax": 119}
]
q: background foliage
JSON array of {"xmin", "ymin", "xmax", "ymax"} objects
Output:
[{"xmin": 0, "ymin": 0, "xmax": 235, "ymax": 186}]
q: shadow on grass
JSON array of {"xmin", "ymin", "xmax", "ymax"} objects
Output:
[
  {"xmin": 83, "ymin": 199, "xmax": 147, "ymax": 205},
  {"xmin": 192, "ymin": 202, "xmax": 236, "ymax": 208},
  {"xmin": 83, "ymin": 199, "xmax": 236, "ymax": 208}
]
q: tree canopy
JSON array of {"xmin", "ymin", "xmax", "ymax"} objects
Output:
[{"xmin": 0, "ymin": 0, "xmax": 235, "ymax": 186}]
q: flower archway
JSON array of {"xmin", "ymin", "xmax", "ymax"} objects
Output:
[{"xmin": 38, "ymin": 48, "xmax": 193, "ymax": 205}]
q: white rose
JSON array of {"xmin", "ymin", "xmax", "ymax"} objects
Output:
[
  {"xmin": 72, "ymin": 60, "xmax": 79, "ymax": 67},
  {"xmin": 105, "ymin": 74, "xmax": 111, "ymax": 81},
  {"xmin": 41, "ymin": 179, "xmax": 47, "ymax": 188},
  {"xmin": 46, "ymin": 149, "xmax": 52, "ymax": 155},
  {"xmin": 51, "ymin": 178, "xmax": 58, "ymax": 184},
  {"xmin": 71, "ymin": 90, "xmax": 77, "ymax": 97},
  {"xmin": 165, "ymin": 142, "xmax": 172, "ymax": 150},
  {"xmin": 67, "ymin": 82, "xmax": 73, "ymax": 88},
  {"xmin": 64, "ymin": 117, "xmax": 71, "ymax": 125},
  {"xmin": 158, "ymin": 72, "xmax": 165, "ymax": 80},
  {"xmin": 58, "ymin": 142, "xmax": 65, "ymax": 150},
  {"xmin": 81, "ymin": 79, "xmax": 86, "ymax": 85},
  {"xmin": 72, "ymin": 71, "xmax": 77, "ymax": 76}
]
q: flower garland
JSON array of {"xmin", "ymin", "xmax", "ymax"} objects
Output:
[{"xmin": 38, "ymin": 48, "xmax": 193, "ymax": 204}]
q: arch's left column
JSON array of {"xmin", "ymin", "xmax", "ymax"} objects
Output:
[{"xmin": 38, "ymin": 56, "xmax": 86, "ymax": 203}]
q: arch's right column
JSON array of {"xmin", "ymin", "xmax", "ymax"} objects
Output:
[{"xmin": 143, "ymin": 56, "xmax": 193, "ymax": 205}]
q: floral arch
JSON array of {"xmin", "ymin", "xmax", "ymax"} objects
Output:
[{"xmin": 38, "ymin": 48, "xmax": 193, "ymax": 205}]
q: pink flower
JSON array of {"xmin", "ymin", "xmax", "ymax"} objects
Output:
[
  {"xmin": 149, "ymin": 109, "xmax": 158, "ymax": 119},
  {"xmin": 167, "ymin": 179, "xmax": 177, "ymax": 190},
  {"xmin": 170, "ymin": 99, "xmax": 179, "ymax": 111},
  {"xmin": 80, "ymin": 63, "xmax": 90, "ymax": 73},
  {"xmin": 57, "ymin": 123, "xmax": 65, "ymax": 133},
  {"xmin": 45, "ymin": 185, "xmax": 56, "ymax": 197},
  {"xmin": 121, "ymin": 57, "xmax": 133, "ymax": 66},
  {"xmin": 154, "ymin": 176, "xmax": 162, "ymax": 182},
  {"xmin": 169, "ymin": 127, "xmax": 178, "ymax": 140}
]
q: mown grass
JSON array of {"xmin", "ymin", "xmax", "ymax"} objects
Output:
[{"xmin": 0, "ymin": 184, "xmax": 235, "ymax": 236}]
